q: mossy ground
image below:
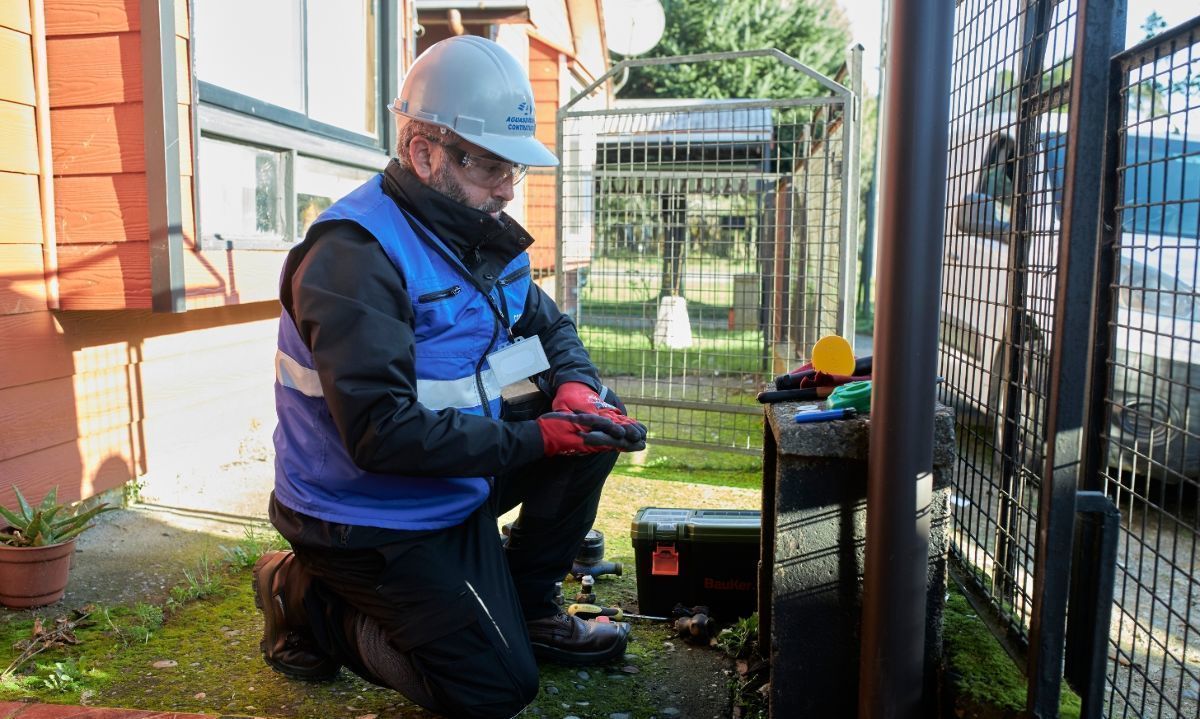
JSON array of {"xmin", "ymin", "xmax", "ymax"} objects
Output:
[
  {"xmin": 0, "ymin": 546, "xmax": 674, "ymax": 719},
  {"xmin": 1, "ymin": 470, "xmax": 758, "ymax": 718},
  {"xmin": 943, "ymin": 582, "xmax": 1082, "ymax": 718}
]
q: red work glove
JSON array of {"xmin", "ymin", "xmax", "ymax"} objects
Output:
[
  {"xmin": 552, "ymin": 382, "xmax": 648, "ymax": 445},
  {"xmin": 535, "ymin": 412, "xmax": 644, "ymax": 456}
]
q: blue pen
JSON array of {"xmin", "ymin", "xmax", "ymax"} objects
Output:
[{"xmin": 794, "ymin": 408, "xmax": 858, "ymax": 424}]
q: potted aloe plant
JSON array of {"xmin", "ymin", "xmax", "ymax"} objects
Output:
[{"xmin": 0, "ymin": 486, "xmax": 115, "ymax": 608}]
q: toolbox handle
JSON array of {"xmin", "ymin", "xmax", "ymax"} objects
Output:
[{"xmin": 651, "ymin": 543, "xmax": 680, "ymax": 576}]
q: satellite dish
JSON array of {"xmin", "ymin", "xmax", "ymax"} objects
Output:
[{"xmin": 603, "ymin": 0, "xmax": 666, "ymax": 57}]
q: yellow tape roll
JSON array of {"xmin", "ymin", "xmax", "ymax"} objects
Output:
[{"xmin": 810, "ymin": 335, "xmax": 855, "ymax": 375}]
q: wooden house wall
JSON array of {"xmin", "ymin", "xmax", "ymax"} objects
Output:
[
  {"xmin": 0, "ymin": 0, "xmax": 45, "ymax": 317},
  {"xmin": 1, "ymin": 302, "xmax": 280, "ymax": 513},
  {"xmin": 45, "ymin": 0, "xmax": 154, "ymax": 309},
  {"xmin": 43, "ymin": 0, "xmax": 281, "ymax": 311},
  {"xmin": 526, "ymin": 36, "xmax": 560, "ymax": 273},
  {"xmin": 2, "ymin": 0, "xmax": 281, "ymax": 514}
]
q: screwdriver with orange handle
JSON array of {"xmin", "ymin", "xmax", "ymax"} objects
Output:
[{"xmin": 566, "ymin": 603, "xmax": 669, "ymax": 621}]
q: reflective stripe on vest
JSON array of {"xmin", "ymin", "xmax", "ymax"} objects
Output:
[{"xmin": 276, "ymin": 348, "xmax": 503, "ymax": 409}]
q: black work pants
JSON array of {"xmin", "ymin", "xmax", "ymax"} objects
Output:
[{"xmin": 268, "ymin": 449, "xmax": 619, "ymax": 719}]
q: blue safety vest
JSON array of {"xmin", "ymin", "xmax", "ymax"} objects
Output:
[{"xmin": 272, "ymin": 175, "xmax": 532, "ymax": 530}]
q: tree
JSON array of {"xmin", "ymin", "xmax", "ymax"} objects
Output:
[
  {"xmin": 1127, "ymin": 13, "xmax": 1200, "ymax": 120},
  {"xmin": 617, "ymin": 0, "xmax": 852, "ymax": 100},
  {"xmin": 1141, "ymin": 11, "xmax": 1167, "ymax": 40}
]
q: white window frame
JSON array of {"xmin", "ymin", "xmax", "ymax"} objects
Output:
[{"xmin": 190, "ymin": 0, "xmax": 403, "ymax": 249}]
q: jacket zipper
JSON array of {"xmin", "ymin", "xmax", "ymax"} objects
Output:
[
  {"xmin": 416, "ymin": 285, "xmax": 462, "ymax": 303},
  {"xmin": 496, "ymin": 267, "xmax": 530, "ymax": 287},
  {"xmin": 495, "ymin": 268, "xmax": 529, "ymax": 323}
]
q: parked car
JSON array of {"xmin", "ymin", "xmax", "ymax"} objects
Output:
[{"xmin": 939, "ymin": 115, "xmax": 1200, "ymax": 483}]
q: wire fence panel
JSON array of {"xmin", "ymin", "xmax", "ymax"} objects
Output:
[
  {"xmin": 942, "ymin": 0, "xmax": 1200, "ymax": 713},
  {"xmin": 1099, "ymin": 18, "xmax": 1200, "ymax": 718},
  {"xmin": 939, "ymin": 0, "xmax": 1078, "ymax": 650},
  {"xmin": 558, "ymin": 53, "xmax": 858, "ymax": 453}
]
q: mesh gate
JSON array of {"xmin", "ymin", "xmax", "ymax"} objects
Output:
[
  {"xmin": 939, "ymin": 0, "xmax": 1072, "ymax": 653},
  {"xmin": 1097, "ymin": 18, "xmax": 1200, "ymax": 717},
  {"xmin": 939, "ymin": 0, "xmax": 1200, "ymax": 714},
  {"xmin": 556, "ymin": 51, "xmax": 859, "ymax": 453}
]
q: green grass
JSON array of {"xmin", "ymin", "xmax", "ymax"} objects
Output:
[
  {"xmin": 581, "ymin": 254, "xmax": 758, "ymax": 306},
  {"xmin": 580, "ymin": 325, "xmax": 769, "ymax": 377},
  {"xmin": 616, "ymin": 445, "xmax": 763, "ymax": 489},
  {"xmin": 628, "ymin": 402, "xmax": 764, "ymax": 452},
  {"xmin": 580, "ymin": 298, "xmax": 741, "ymax": 324}
]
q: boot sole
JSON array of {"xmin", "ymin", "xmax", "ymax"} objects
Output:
[{"xmin": 252, "ymin": 555, "xmax": 341, "ymax": 682}]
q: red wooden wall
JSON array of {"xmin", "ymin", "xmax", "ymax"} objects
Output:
[
  {"xmin": 525, "ymin": 36, "xmax": 560, "ymax": 274},
  {"xmin": 1, "ymin": 0, "xmax": 281, "ymax": 515}
]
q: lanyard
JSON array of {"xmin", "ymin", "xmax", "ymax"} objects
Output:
[{"xmin": 401, "ymin": 209, "xmax": 514, "ymax": 338}]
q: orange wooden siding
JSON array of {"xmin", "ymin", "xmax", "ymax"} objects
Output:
[
  {"xmin": 40, "ymin": 0, "xmax": 210, "ymax": 310},
  {"xmin": 43, "ymin": 0, "xmax": 139, "ymax": 35},
  {"xmin": 44, "ymin": 0, "xmax": 149, "ymax": 310},
  {"xmin": 0, "ymin": 299, "xmax": 282, "ymax": 512},
  {"xmin": 526, "ymin": 37, "xmax": 559, "ymax": 273}
]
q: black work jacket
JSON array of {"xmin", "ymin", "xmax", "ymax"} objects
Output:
[{"xmin": 280, "ymin": 160, "xmax": 600, "ymax": 478}]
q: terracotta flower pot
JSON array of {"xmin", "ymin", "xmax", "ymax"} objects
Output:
[{"xmin": 0, "ymin": 538, "xmax": 76, "ymax": 608}]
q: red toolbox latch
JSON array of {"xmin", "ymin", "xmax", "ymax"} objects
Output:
[{"xmin": 651, "ymin": 543, "xmax": 680, "ymax": 576}]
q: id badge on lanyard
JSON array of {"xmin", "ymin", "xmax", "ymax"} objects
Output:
[{"xmin": 487, "ymin": 336, "xmax": 551, "ymax": 387}]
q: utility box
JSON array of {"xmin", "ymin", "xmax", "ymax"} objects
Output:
[{"xmin": 631, "ymin": 507, "xmax": 761, "ymax": 619}]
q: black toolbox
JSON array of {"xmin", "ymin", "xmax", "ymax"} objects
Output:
[{"xmin": 630, "ymin": 507, "xmax": 761, "ymax": 619}]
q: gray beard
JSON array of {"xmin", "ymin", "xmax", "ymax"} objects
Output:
[{"xmin": 431, "ymin": 161, "xmax": 506, "ymax": 215}]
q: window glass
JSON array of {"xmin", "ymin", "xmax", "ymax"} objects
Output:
[
  {"xmin": 199, "ymin": 137, "xmax": 287, "ymax": 241},
  {"xmin": 307, "ymin": 0, "xmax": 378, "ymax": 135},
  {"xmin": 194, "ymin": 0, "xmax": 304, "ymax": 112},
  {"xmin": 295, "ymin": 156, "xmax": 378, "ymax": 239}
]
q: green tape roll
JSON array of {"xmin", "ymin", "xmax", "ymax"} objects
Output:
[{"xmin": 828, "ymin": 380, "xmax": 872, "ymax": 413}]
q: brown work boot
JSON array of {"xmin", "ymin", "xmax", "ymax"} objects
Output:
[
  {"xmin": 252, "ymin": 550, "xmax": 340, "ymax": 681},
  {"xmin": 526, "ymin": 611, "xmax": 631, "ymax": 666}
]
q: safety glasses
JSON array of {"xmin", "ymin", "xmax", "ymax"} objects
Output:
[{"xmin": 438, "ymin": 143, "xmax": 528, "ymax": 188}]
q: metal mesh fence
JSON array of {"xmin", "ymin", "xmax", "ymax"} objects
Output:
[
  {"xmin": 558, "ymin": 57, "xmax": 855, "ymax": 453},
  {"xmin": 939, "ymin": 0, "xmax": 1077, "ymax": 648},
  {"xmin": 1100, "ymin": 18, "xmax": 1200, "ymax": 718},
  {"xmin": 940, "ymin": 0, "xmax": 1200, "ymax": 714}
]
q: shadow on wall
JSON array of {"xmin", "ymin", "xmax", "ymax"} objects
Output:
[{"xmin": 0, "ymin": 272, "xmax": 280, "ymax": 515}]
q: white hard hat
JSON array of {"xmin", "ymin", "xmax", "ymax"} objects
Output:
[{"xmin": 390, "ymin": 36, "xmax": 559, "ymax": 167}]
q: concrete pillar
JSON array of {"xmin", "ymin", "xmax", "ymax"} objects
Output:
[{"xmin": 758, "ymin": 403, "xmax": 955, "ymax": 717}]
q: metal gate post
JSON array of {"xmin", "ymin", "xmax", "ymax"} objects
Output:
[
  {"xmin": 1025, "ymin": 0, "xmax": 1124, "ymax": 713},
  {"xmin": 1065, "ymin": 492, "xmax": 1121, "ymax": 717},
  {"xmin": 857, "ymin": 0, "xmax": 954, "ymax": 715},
  {"xmin": 840, "ymin": 44, "xmax": 864, "ymax": 343}
]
